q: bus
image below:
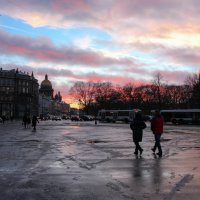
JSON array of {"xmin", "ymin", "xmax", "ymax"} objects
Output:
[
  {"xmin": 98, "ymin": 109, "xmax": 140, "ymax": 123},
  {"xmin": 160, "ymin": 109, "xmax": 200, "ymax": 124}
]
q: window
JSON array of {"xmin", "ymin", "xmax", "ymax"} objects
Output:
[{"xmin": 22, "ymin": 87, "xmax": 26, "ymax": 93}]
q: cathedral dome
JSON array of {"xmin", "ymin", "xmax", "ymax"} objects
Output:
[
  {"xmin": 39, "ymin": 74, "xmax": 54, "ymax": 98},
  {"xmin": 40, "ymin": 74, "xmax": 52, "ymax": 89}
]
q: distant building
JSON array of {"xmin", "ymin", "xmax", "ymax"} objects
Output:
[
  {"xmin": 54, "ymin": 91, "xmax": 62, "ymax": 102},
  {"xmin": 0, "ymin": 68, "xmax": 39, "ymax": 119},
  {"xmin": 39, "ymin": 94, "xmax": 53, "ymax": 117},
  {"xmin": 39, "ymin": 74, "xmax": 70, "ymax": 117},
  {"xmin": 39, "ymin": 74, "xmax": 54, "ymax": 98}
]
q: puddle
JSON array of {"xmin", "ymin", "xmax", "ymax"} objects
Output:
[
  {"xmin": 161, "ymin": 138, "xmax": 172, "ymax": 142},
  {"xmin": 20, "ymin": 140, "xmax": 40, "ymax": 143},
  {"xmin": 87, "ymin": 140, "xmax": 109, "ymax": 144}
]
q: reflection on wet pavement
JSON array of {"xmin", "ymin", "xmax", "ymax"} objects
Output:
[{"xmin": 0, "ymin": 120, "xmax": 200, "ymax": 199}]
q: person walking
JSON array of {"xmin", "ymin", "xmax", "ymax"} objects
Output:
[
  {"xmin": 32, "ymin": 115, "xmax": 39, "ymax": 131},
  {"xmin": 151, "ymin": 110, "xmax": 164, "ymax": 157},
  {"xmin": 1, "ymin": 115, "xmax": 6, "ymax": 124},
  {"xmin": 130, "ymin": 112, "xmax": 147, "ymax": 156},
  {"xmin": 22, "ymin": 114, "xmax": 27, "ymax": 128},
  {"xmin": 27, "ymin": 115, "xmax": 31, "ymax": 128}
]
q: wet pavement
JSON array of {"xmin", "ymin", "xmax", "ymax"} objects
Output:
[{"xmin": 0, "ymin": 120, "xmax": 200, "ymax": 200}]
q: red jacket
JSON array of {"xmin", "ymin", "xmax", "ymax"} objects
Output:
[{"xmin": 151, "ymin": 114, "xmax": 164, "ymax": 134}]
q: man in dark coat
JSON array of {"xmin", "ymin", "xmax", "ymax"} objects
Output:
[
  {"xmin": 32, "ymin": 115, "xmax": 39, "ymax": 131},
  {"xmin": 130, "ymin": 112, "xmax": 146, "ymax": 155}
]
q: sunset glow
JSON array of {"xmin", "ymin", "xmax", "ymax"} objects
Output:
[{"xmin": 0, "ymin": 0, "xmax": 199, "ymax": 105}]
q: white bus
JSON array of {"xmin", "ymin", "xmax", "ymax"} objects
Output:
[
  {"xmin": 98, "ymin": 109, "xmax": 140, "ymax": 123},
  {"xmin": 160, "ymin": 109, "xmax": 200, "ymax": 124}
]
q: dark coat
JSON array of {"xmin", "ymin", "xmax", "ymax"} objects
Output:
[
  {"xmin": 130, "ymin": 119, "xmax": 146, "ymax": 142},
  {"xmin": 32, "ymin": 116, "xmax": 39, "ymax": 126},
  {"xmin": 23, "ymin": 115, "xmax": 27, "ymax": 123}
]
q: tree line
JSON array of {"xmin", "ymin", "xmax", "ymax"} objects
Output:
[{"xmin": 69, "ymin": 73, "xmax": 200, "ymax": 115}]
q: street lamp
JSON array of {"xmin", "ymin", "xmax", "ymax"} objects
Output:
[
  {"xmin": 42, "ymin": 94, "xmax": 44, "ymax": 116},
  {"xmin": 94, "ymin": 102, "xmax": 98, "ymax": 125},
  {"xmin": 78, "ymin": 99, "xmax": 81, "ymax": 117}
]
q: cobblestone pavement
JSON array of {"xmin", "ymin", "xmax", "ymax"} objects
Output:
[{"xmin": 0, "ymin": 120, "xmax": 200, "ymax": 200}]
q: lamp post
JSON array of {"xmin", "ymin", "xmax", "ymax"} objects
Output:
[
  {"xmin": 94, "ymin": 102, "xmax": 97, "ymax": 125},
  {"xmin": 78, "ymin": 99, "xmax": 81, "ymax": 117},
  {"xmin": 42, "ymin": 94, "xmax": 44, "ymax": 116}
]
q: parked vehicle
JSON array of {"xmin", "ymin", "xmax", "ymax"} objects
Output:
[
  {"xmin": 80, "ymin": 115, "xmax": 94, "ymax": 121},
  {"xmin": 40, "ymin": 114, "xmax": 50, "ymax": 120},
  {"xmin": 71, "ymin": 115, "xmax": 82, "ymax": 121},
  {"xmin": 52, "ymin": 116, "xmax": 62, "ymax": 121},
  {"xmin": 98, "ymin": 109, "xmax": 140, "ymax": 123},
  {"xmin": 160, "ymin": 109, "xmax": 200, "ymax": 124},
  {"xmin": 62, "ymin": 115, "xmax": 70, "ymax": 120},
  {"xmin": 143, "ymin": 115, "xmax": 152, "ymax": 121}
]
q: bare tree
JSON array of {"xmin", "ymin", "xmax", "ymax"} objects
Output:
[
  {"xmin": 68, "ymin": 72, "xmax": 197, "ymax": 114},
  {"xmin": 151, "ymin": 72, "xmax": 165, "ymax": 110},
  {"xmin": 186, "ymin": 73, "xmax": 200, "ymax": 108},
  {"xmin": 94, "ymin": 82, "xmax": 120, "ymax": 109},
  {"xmin": 122, "ymin": 83, "xmax": 135, "ymax": 102},
  {"xmin": 69, "ymin": 81, "xmax": 95, "ymax": 114},
  {"xmin": 163, "ymin": 85, "xmax": 190, "ymax": 109}
]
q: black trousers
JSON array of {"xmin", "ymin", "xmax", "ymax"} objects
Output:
[{"xmin": 134, "ymin": 141, "xmax": 142, "ymax": 153}]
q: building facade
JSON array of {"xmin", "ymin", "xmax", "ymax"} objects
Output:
[
  {"xmin": 0, "ymin": 68, "xmax": 39, "ymax": 119},
  {"xmin": 39, "ymin": 74, "xmax": 70, "ymax": 117}
]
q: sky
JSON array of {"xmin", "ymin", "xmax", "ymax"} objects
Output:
[{"xmin": 0, "ymin": 0, "xmax": 200, "ymax": 104}]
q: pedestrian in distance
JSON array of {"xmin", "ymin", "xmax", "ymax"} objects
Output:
[
  {"xmin": 22, "ymin": 114, "xmax": 27, "ymax": 128},
  {"xmin": 27, "ymin": 115, "xmax": 31, "ymax": 128},
  {"xmin": 32, "ymin": 115, "xmax": 39, "ymax": 131},
  {"xmin": 1, "ymin": 115, "xmax": 6, "ymax": 124},
  {"xmin": 151, "ymin": 110, "xmax": 164, "ymax": 157},
  {"xmin": 130, "ymin": 112, "xmax": 147, "ymax": 156}
]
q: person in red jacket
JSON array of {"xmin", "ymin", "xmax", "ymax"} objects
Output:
[{"xmin": 151, "ymin": 110, "xmax": 164, "ymax": 157}]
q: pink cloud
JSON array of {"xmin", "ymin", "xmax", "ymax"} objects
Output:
[
  {"xmin": 1, "ymin": 63, "xmax": 189, "ymax": 87},
  {"xmin": 160, "ymin": 48, "xmax": 200, "ymax": 65},
  {"xmin": 2, "ymin": 0, "xmax": 200, "ymax": 29},
  {"xmin": 153, "ymin": 69, "xmax": 190, "ymax": 84},
  {"xmin": 0, "ymin": 30, "xmax": 138, "ymax": 67}
]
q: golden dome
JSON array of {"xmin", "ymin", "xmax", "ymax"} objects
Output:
[{"xmin": 41, "ymin": 74, "xmax": 52, "ymax": 88}]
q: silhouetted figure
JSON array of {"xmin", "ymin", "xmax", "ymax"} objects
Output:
[
  {"xmin": 23, "ymin": 114, "xmax": 27, "ymax": 128},
  {"xmin": 151, "ymin": 110, "xmax": 164, "ymax": 157},
  {"xmin": 32, "ymin": 115, "xmax": 39, "ymax": 131},
  {"xmin": 130, "ymin": 112, "xmax": 146, "ymax": 156},
  {"xmin": 27, "ymin": 116, "xmax": 31, "ymax": 128},
  {"xmin": 95, "ymin": 115, "xmax": 97, "ymax": 125},
  {"xmin": 1, "ymin": 115, "xmax": 6, "ymax": 124}
]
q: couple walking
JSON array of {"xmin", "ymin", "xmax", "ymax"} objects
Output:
[
  {"xmin": 130, "ymin": 110, "xmax": 164, "ymax": 157},
  {"xmin": 22, "ymin": 114, "xmax": 39, "ymax": 131}
]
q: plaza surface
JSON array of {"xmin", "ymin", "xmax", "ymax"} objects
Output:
[{"xmin": 0, "ymin": 120, "xmax": 200, "ymax": 200}]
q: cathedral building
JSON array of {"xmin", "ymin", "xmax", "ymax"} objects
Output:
[
  {"xmin": 39, "ymin": 74, "xmax": 53, "ymax": 98},
  {"xmin": 39, "ymin": 74, "xmax": 69, "ymax": 117}
]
